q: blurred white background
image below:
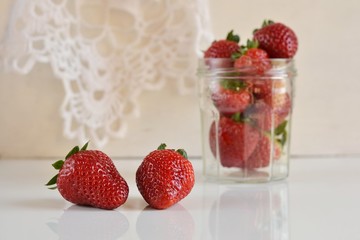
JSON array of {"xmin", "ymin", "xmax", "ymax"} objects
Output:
[{"xmin": 1, "ymin": 0, "xmax": 360, "ymax": 158}]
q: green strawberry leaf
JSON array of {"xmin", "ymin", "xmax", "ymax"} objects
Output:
[
  {"xmin": 231, "ymin": 51, "xmax": 242, "ymax": 60},
  {"xmin": 80, "ymin": 141, "xmax": 89, "ymax": 151},
  {"xmin": 231, "ymin": 112, "xmax": 242, "ymax": 122},
  {"xmin": 176, "ymin": 149, "xmax": 188, "ymax": 159},
  {"xmin": 52, "ymin": 160, "xmax": 64, "ymax": 170},
  {"xmin": 246, "ymin": 39, "xmax": 259, "ymax": 49},
  {"xmin": 254, "ymin": 20, "xmax": 275, "ymax": 34},
  {"xmin": 226, "ymin": 30, "xmax": 240, "ymax": 43},
  {"xmin": 45, "ymin": 174, "xmax": 58, "ymax": 189},
  {"xmin": 220, "ymin": 79, "xmax": 247, "ymax": 91},
  {"xmin": 275, "ymin": 121, "xmax": 288, "ymax": 136},
  {"xmin": 279, "ymin": 130, "xmax": 287, "ymax": 147},
  {"xmin": 47, "ymin": 142, "xmax": 90, "ymax": 190},
  {"xmin": 65, "ymin": 146, "xmax": 79, "ymax": 159},
  {"xmin": 231, "ymin": 112, "xmax": 252, "ymax": 124},
  {"xmin": 157, "ymin": 143, "xmax": 167, "ymax": 150},
  {"xmin": 262, "ymin": 19, "xmax": 275, "ymax": 28}
]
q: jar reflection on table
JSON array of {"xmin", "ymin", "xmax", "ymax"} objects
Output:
[{"xmin": 202, "ymin": 181, "xmax": 289, "ymax": 240}]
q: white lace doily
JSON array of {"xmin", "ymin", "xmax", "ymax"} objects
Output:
[{"xmin": 0, "ymin": 0, "xmax": 213, "ymax": 147}]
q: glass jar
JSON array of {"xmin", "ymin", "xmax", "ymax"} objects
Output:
[{"xmin": 198, "ymin": 58, "xmax": 296, "ymax": 183}]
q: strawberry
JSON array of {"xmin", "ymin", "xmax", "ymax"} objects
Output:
[
  {"xmin": 253, "ymin": 20, "xmax": 298, "ymax": 58},
  {"xmin": 244, "ymin": 134, "xmax": 282, "ymax": 169},
  {"xmin": 46, "ymin": 142, "xmax": 129, "ymax": 210},
  {"xmin": 211, "ymin": 79, "xmax": 252, "ymax": 115},
  {"xmin": 244, "ymin": 134, "xmax": 272, "ymax": 169},
  {"xmin": 273, "ymin": 140, "xmax": 283, "ymax": 160},
  {"xmin": 204, "ymin": 30, "xmax": 240, "ymax": 58},
  {"xmin": 264, "ymin": 90, "xmax": 291, "ymax": 115},
  {"xmin": 252, "ymin": 78, "xmax": 272, "ymax": 99},
  {"xmin": 234, "ymin": 40, "xmax": 271, "ymax": 74},
  {"xmin": 136, "ymin": 144, "xmax": 195, "ymax": 210},
  {"xmin": 209, "ymin": 115, "xmax": 260, "ymax": 168},
  {"xmin": 244, "ymin": 96, "xmax": 290, "ymax": 131},
  {"xmin": 240, "ymin": 119, "xmax": 287, "ymax": 169}
]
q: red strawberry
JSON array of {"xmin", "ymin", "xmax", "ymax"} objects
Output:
[
  {"xmin": 253, "ymin": 20, "xmax": 298, "ymax": 58},
  {"xmin": 46, "ymin": 142, "xmax": 129, "ymax": 210},
  {"xmin": 264, "ymin": 90, "xmax": 291, "ymax": 115},
  {"xmin": 244, "ymin": 134, "xmax": 282, "ymax": 169},
  {"xmin": 136, "ymin": 144, "xmax": 195, "ymax": 210},
  {"xmin": 252, "ymin": 79, "xmax": 273, "ymax": 99},
  {"xmin": 273, "ymin": 140, "xmax": 283, "ymax": 160},
  {"xmin": 204, "ymin": 30, "xmax": 240, "ymax": 58},
  {"xmin": 245, "ymin": 75, "xmax": 291, "ymax": 128},
  {"xmin": 211, "ymin": 79, "xmax": 252, "ymax": 115},
  {"xmin": 209, "ymin": 115, "xmax": 260, "ymax": 168},
  {"xmin": 234, "ymin": 40, "xmax": 271, "ymax": 74},
  {"xmin": 245, "ymin": 97, "xmax": 290, "ymax": 131}
]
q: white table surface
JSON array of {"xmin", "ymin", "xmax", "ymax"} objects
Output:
[{"xmin": 1, "ymin": 157, "xmax": 359, "ymax": 240}]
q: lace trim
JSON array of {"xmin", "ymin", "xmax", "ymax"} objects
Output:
[{"xmin": 1, "ymin": 0, "xmax": 213, "ymax": 147}]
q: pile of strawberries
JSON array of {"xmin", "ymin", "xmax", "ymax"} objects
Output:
[{"xmin": 204, "ymin": 20, "xmax": 298, "ymax": 169}]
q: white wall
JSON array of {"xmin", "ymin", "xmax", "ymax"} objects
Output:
[{"xmin": 1, "ymin": 0, "xmax": 360, "ymax": 158}]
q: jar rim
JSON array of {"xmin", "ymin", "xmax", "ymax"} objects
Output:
[{"xmin": 197, "ymin": 58, "xmax": 296, "ymax": 78}]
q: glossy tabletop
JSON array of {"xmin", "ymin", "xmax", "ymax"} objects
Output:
[{"xmin": 1, "ymin": 157, "xmax": 359, "ymax": 240}]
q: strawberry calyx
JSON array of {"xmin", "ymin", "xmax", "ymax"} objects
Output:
[
  {"xmin": 253, "ymin": 19, "xmax": 275, "ymax": 34},
  {"xmin": 156, "ymin": 143, "xmax": 188, "ymax": 159},
  {"xmin": 231, "ymin": 112, "xmax": 252, "ymax": 124},
  {"xmin": 220, "ymin": 79, "xmax": 248, "ymax": 91},
  {"xmin": 226, "ymin": 30, "xmax": 240, "ymax": 43},
  {"xmin": 231, "ymin": 39, "xmax": 259, "ymax": 59},
  {"xmin": 157, "ymin": 143, "xmax": 167, "ymax": 150},
  {"xmin": 244, "ymin": 39, "xmax": 259, "ymax": 50},
  {"xmin": 261, "ymin": 19, "xmax": 275, "ymax": 28},
  {"xmin": 274, "ymin": 120, "xmax": 288, "ymax": 146},
  {"xmin": 45, "ymin": 141, "xmax": 89, "ymax": 189},
  {"xmin": 176, "ymin": 149, "xmax": 188, "ymax": 159}
]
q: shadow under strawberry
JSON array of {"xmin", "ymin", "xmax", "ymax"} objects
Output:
[
  {"xmin": 47, "ymin": 205, "xmax": 129, "ymax": 240},
  {"xmin": 136, "ymin": 204, "xmax": 195, "ymax": 240}
]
